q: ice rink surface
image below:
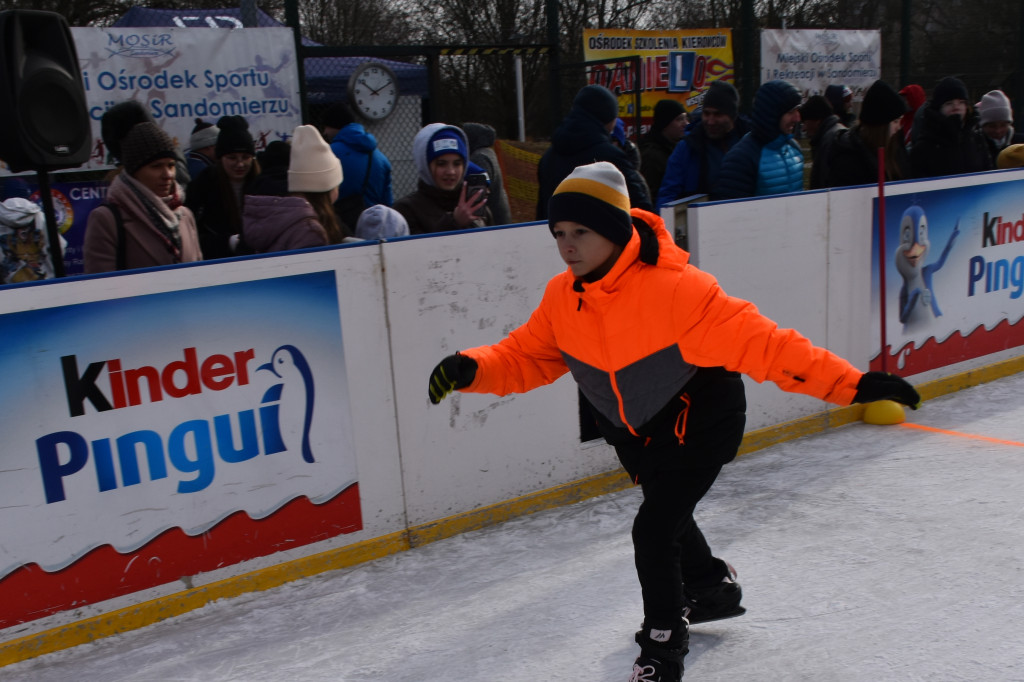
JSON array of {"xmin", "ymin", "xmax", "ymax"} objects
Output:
[{"xmin": 6, "ymin": 372, "xmax": 1024, "ymax": 681}]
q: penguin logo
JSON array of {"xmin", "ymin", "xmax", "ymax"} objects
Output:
[
  {"xmin": 257, "ymin": 345, "xmax": 316, "ymax": 464},
  {"xmin": 893, "ymin": 205, "xmax": 959, "ymax": 331}
]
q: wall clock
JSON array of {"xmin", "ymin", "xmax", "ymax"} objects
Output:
[{"xmin": 348, "ymin": 62, "xmax": 399, "ymax": 121}]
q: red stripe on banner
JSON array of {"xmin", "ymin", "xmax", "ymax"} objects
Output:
[
  {"xmin": 871, "ymin": 317, "xmax": 1024, "ymax": 374},
  {"xmin": 0, "ymin": 484, "xmax": 362, "ymax": 629}
]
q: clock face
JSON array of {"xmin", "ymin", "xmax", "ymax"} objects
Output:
[{"xmin": 350, "ymin": 64, "xmax": 398, "ymax": 120}]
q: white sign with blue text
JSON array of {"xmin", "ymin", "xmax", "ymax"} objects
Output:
[{"xmin": 60, "ymin": 27, "xmax": 300, "ymax": 173}]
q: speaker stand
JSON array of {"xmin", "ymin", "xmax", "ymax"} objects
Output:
[{"xmin": 34, "ymin": 169, "xmax": 65, "ymax": 279}]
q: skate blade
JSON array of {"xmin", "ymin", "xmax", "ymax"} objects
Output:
[{"xmin": 685, "ymin": 606, "xmax": 747, "ymax": 626}]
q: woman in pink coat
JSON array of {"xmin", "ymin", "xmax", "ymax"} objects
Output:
[
  {"xmin": 241, "ymin": 125, "xmax": 345, "ymax": 254},
  {"xmin": 84, "ymin": 122, "xmax": 202, "ymax": 273}
]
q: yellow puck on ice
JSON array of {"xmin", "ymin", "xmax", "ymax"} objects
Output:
[{"xmin": 862, "ymin": 399, "xmax": 906, "ymax": 425}]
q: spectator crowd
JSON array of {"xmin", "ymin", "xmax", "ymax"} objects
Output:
[{"xmin": 2, "ymin": 73, "xmax": 1020, "ymax": 278}]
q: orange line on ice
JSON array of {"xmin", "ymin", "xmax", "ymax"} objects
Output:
[{"xmin": 900, "ymin": 422, "xmax": 1024, "ymax": 447}]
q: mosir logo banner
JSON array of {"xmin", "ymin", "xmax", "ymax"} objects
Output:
[
  {"xmin": 1, "ymin": 27, "xmax": 301, "ymax": 175},
  {"xmin": 871, "ymin": 179, "xmax": 1024, "ymax": 374},
  {"xmin": 0, "ymin": 271, "xmax": 358, "ymax": 580}
]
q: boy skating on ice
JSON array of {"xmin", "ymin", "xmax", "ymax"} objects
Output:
[{"xmin": 428, "ymin": 162, "xmax": 920, "ymax": 681}]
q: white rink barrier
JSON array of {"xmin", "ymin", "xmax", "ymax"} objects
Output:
[{"xmin": 2, "ymin": 168, "xmax": 1023, "ymax": 663}]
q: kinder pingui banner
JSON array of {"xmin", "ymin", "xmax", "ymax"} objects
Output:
[
  {"xmin": 0, "ymin": 270, "xmax": 360, "ymax": 625},
  {"xmin": 582, "ymin": 28, "xmax": 734, "ymax": 137},
  {"xmin": 872, "ymin": 181, "xmax": 1024, "ymax": 374}
]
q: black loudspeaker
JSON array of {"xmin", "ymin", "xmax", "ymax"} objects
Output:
[{"xmin": 0, "ymin": 10, "xmax": 91, "ymax": 172}]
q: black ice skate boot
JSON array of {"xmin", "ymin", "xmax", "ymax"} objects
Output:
[
  {"xmin": 682, "ymin": 560, "xmax": 745, "ymax": 625},
  {"xmin": 630, "ymin": 620, "xmax": 688, "ymax": 681}
]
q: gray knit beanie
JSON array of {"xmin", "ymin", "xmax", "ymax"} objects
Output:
[{"xmin": 120, "ymin": 122, "xmax": 179, "ymax": 175}]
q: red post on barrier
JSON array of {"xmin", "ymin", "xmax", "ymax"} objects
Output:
[{"xmin": 877, "ymin": 146, "xmax": 888, "ymax": 373}]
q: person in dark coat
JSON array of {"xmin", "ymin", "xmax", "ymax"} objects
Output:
[
  {"xmin": 823, "ymin": 80, "xmax": 909, "ymax": 188},
  {"xmin": 639, "ymin": 99, "xmax": 688, "ymax": 200},
  {"xmin": 799, "ymin": 95, "xmax": 845, "ymax": 190},
  {"xmin": 248, "ymin": 140, "xmax": 291, "ymax": 197},
  {"xmin": 393, "ymin": 123, "xmax": 491, "ymax": 234},
  {"xmin": 824, "ymin": 84, "xmax": 855, "ymax": 127},
  {"xmin": 184, "ymin": 115, "xmax": 262, "ymax": 260},
  {"xmin": 975, "ymin": 90, "xmax": 1024, "ymax": 166},
  {"xmin": 656, "ymin": 81, "xmax": 747, "ymax": 207},
  {"xmin": 716, "ymin": 80, "xmax": 804, "ymax": 200},
  {"xmin": 536, "ymin": 84, "xmax": 652, "ymax": 219},
  {"xmin": 185, "ymin": 118, "xmax": 219, "ymax": 182},
  {"xmin": 463, "ymin": 122, "xmax": 513, "ymax": 225},
  {"xmin": 909, "ymin": 77, "xmax": 994, "ymax": 179}
]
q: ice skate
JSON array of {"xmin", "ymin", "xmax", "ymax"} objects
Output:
[
  {"xmin": 683, "ymin": 561, "xmax": 746, "ymax": 625},
  {"xmin": 630, "ymin": 621, "xmax": 687, "ymax": 681}
]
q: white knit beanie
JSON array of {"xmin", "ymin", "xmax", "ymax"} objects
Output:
[
  {"xmin": 978, "ymin": 90, "xmax": 1013, "ymax": 126},
  {"xmin": 189, "ymin": 118, "xmax": 220, "ymax": 151},
  {"xmin": 288, "ymin": 125, "xmax": 343, "ymax": 193}
]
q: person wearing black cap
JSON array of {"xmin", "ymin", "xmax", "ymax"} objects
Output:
[
  {"xmin": 717, "ymin": 80, "xmax": 805, "ymax": 199},
  {"xmin": 799, "ymin": 95, "xmax": 845, "ymax": 189},
  {"xmin": 84, "ymin": 122, "xmax": 202, "ymax": 273},
  {"xmin": 184, "ymin": 115, "xmax": 262, "ymax": 259},
  {"xmin": 824, "ymin": 84, "xmax": 855, "ymax": 127},
  {"xmin": 657, "ymin": 80, "xmax": 748, "ymax": 207},
  {"xmin": 536, "ymin": 84, "xmax": 653, "ymax": 219},
  {"xmin": 909, "ymin": 76, "xmax": 993, "ymax": 179},
  {"xmin": 823, "ymin": 80, "xmax": 910, "ymax": 188},
  {"xmin": 427, "ymin": 160, "xmax": 921, "ymax": 682},
  {"xmin": 639, "ymin": 99, "xmax": 688, "ymax": 199}
]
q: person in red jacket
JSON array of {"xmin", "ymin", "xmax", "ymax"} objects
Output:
[{"xmin": 427, "ymin": 162, "xmax": 920, "ymax": 682}]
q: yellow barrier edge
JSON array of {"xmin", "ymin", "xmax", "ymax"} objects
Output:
[{"xmin": 3, "ymin": 355, "xmax": 1020, "ymax": 666}]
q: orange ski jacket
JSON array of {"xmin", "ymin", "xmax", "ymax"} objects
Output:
[{"xmin": 461, "ymin": 209, "xmax": 862, "ymax": 434}]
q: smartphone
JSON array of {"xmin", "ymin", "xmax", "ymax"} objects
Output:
[{"xmin": 465, "ymin": 172, "xmax": 490, "ymax": 216}]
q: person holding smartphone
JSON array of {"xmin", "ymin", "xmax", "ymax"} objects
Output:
[{"xmin": 394, "ymin": 124, "xmax": 492, "ymax": 234}]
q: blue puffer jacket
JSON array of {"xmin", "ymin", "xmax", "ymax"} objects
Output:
[
  {"xmin": 716, "ymin": 80, "xmax": 804, "ymax": 200},
  {"xmin": 655, "ymin": 117, "xmax": 749, "ymax": 207},
  {"xmin": 329, "ymin": 124, "xmax": 393, "ymax": 207}
]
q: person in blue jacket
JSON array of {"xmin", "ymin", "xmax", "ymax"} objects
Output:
[
  {"xmin": 322, "ymin": 102, "xmax": 394, "ymax": 227},
  {"xmin": 716, "ymin": 80, "xmax": 804, "ymax": 200},
  {"xmin": 656, "ymin": 80, "xmax": 747, "ymax": 207}
]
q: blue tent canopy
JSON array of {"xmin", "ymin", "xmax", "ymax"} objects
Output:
[{"xmin": 113, "ymin": 7, "xmax": 429, "ymax": 98}]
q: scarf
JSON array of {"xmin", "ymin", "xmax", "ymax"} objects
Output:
[{"xmin": 118, "ymin": 172, "xmax": 183, "ymax": 256}]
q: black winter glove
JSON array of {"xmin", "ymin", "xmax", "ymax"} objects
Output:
[
  {"xmin": 853, "ymin": 371, "xmax": 921, "ymax": 409},
  {"xmin": 428, "ymin": 353, "xmax": 478, "ymax": 404}
]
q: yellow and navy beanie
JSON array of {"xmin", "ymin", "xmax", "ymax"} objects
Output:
[{"xmin": 548, "ymin": 161, "xmax": 633, "ymax": 246}]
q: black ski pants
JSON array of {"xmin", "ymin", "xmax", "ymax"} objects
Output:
[{"xmin": 611, "ymin": 367, "xmax": 746, "ymax": 626}]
